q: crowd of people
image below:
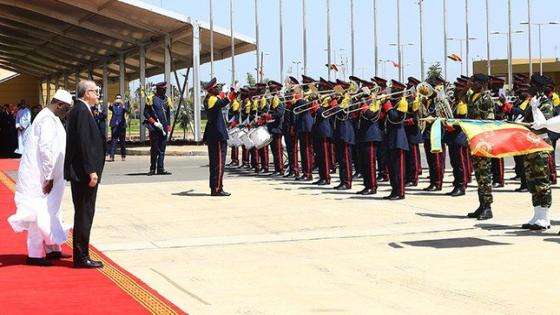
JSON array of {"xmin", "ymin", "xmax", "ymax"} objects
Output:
[{"xmin": 0, "ymin": 102, "xmax": 43, "ymax": 157}]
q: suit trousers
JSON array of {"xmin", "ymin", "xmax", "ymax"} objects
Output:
[
  {"xmin": 285, "ymin": 133, "xmax": 299, "ymax": 175},
  {"xmin": 424, "ymin": 139, "xmax": 445, "ymax": 189},
  {"xmin": 299, "ymin": 132, "xmax": 312, "ymax": 177},
  {"xmin": 110, "ymin": 127, "xmax": 126, "ymax": 158},
  {"xmin": 336, "ymin": 139, "xmax": 352, "ymax": 187},
  {"xmin": 208, "ymin": 140, "xmax": 227, "ymax": 192},
  {"xmin": 71, "ymin": 181, "xmax": 98, "ymax": 261},
  {"xmin": 491, "ymin": 158, "xmax": 504, "ymax": 185},
  {"xmin": 359, "ymin": 142, "xmax": 377, "ymax": 190},
  {"xmin": 149, "ymin": 131, "xmax": 167, "ymax": 171},
  {"xmin": 270, "ymin": 134, "xmax": 284, "ymax": 173},
  {"xmin": 448, "ymin": 144, "xmax": 468, "ymax": 190},
  {"xmin": 389, "ymin": 149, "xmax": 406, "ymax": 197},
  {"xmin": 314, "ymin": 137, "xmax": 331, "ymax": 181},
  {"xmin": 406, "ymin": 143, "xmax": 421, "ymax": 185}
]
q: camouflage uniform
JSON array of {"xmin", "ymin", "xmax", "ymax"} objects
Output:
[
  {"xmin": 523, "ymin": 94, "xmax": 554, "ymax": 208},
  {"xmin": 467, "ymin": 91, "xmax": 494, "ymax": 205}
]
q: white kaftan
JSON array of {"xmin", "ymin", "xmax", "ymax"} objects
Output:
[{"xmin": 8, "ymin": 108, "xmax": 69, "ymax": 250}]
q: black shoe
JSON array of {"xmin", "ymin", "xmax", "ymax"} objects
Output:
[
  {"xmin": 330, "ymin": 168, "xmax": 337, "ymax": 174},
  {"xmin": 467, "ymin": 205, "xmax": 483, "ymax": 218},
  {"xmin": 376, "ymin": 174, "xmax": 388, "ymax": 182},
  {"xmin": 359, "ymin": 188, "xmax": 377, "ymax": 195},
  {"xmin": 46, "ymin": 251, "xmax": 72, "ymax": 260},
  {"xmin": 335, "ymin": 184, "xmax": 351, "ymax": 190},
  {"xmin": 445, "ymin": 187, "xmax": 459, "ymax": 195},
  {"xmin": 313, "ymin": 179, "xmax": 328, "ymax": 185},
  {"xmin": 26, "ymin": 257, "xmax": 53, "ymax": 267},
  {"xmin": 521, "ymin": 223, "xmax": 550, "ymax": 230},
  {"xmin": 211, "ymin": 190, "xmax": 231, "ymax": 197},
  {"xmin": 492, "ymin": 182, "xmax": 504, "ymax": 188},
  {"xmin": 108, "ymin": 156, "xmax": 115, "ymax": 162},
  {"xmin": 352, "ymin": 172, "xmax": 362, "ymax": 179},
  {"xmin": 515, "ymin": 187, "xmax": 529, "ymax": 192},
  {"xmin": 387, "ymin": 195, "xmax": 404, "ymax": 200},
  {"xmin": 283, "ymin": 171, "xmax": 294, "ymax": 178},
  {"xmin": 450, "ymin": 188, "xmax": 465, "ymax": 197},
  {"xmin": 509, "ymin": 175, "xmax": 520, "ymax": 180},
  {"xmin": 157, "ymin": 169, "xmax": 172, "ymax": 175},
  {"xmin": 148, "ymin": 170, "xmax": 156, "ymax": 176},
  {"xmin": 423, "ymin": 184, "xmax": 440, "ymax": 192},
  {"xmin": 405, "ymin": 181, "xmax": 417, "ymax": 187},
  {"xmin": 73, "ymin": 258, "xmax": 103, "ymax": 268},
  {"xmin": 477, "ymin": 208, "xmax": 493, "ymax": 220}
]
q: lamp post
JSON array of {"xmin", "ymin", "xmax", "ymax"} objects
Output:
[
  {"xmin": 490, "ymin": 30, "xmax": 524, "ymax": 87},
  {"xmin": 521, "ymin": 21, "xmax": 560, "ymax": 75},
  {"xmin": 292, "ymin": 60, "xmax": 302, "ymax": 78}
]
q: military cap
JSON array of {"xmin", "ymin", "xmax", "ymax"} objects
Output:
[
  {"xmin": 336, "ymin": 79, "xmax": 350, "ymax": 89},
  {"xmin": 349, "ymin": 76, "xmax": 362, "ymax": 84},
  {"xmin": 267, "ymin": 80, "xmax": 282, "ymax": 90},
  {"xmin": 301, "ymin": 75, "xmax": 316, "ymax": 84},
  {"xmin": 390, "ymin": 80, "xmax": 406, "ymax": 91},
  {"xmin": 155, "ymin": 81, "xmax": 167, "ymax": 88},
  {"xmin": 372, "ymin": 77, "xmax": 387, "ymax": 88},
  {"xmin": 530, "ymin": 74, "xmax": 552, "ymax": 87},
  {"xmin": 407, "ymin": 76, "xmax": 421, "ymax": 86},
  {"xmin": 319, "ymin": 77, "xmax": 333, "ymax": 89},
  {"xmin": 288, "ymin": 76, "xmax": 299, "ymax": 85},
  {"xmin": 204, "ymin": 78, "xmax": 217, "ymax": 91},
  {"xmin": 471, "ymin": 73, "xmax": 490, "ymax": 82}
]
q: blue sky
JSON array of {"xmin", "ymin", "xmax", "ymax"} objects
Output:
[{"xmin": 139, "ymin": 0, "xmax": 560, "ymax": 86}]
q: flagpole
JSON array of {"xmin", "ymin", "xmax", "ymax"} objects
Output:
[
  {"xmin": 419, "ymin": 0, "xmax": 425, "ymax": 80},
  {"xmin": 397, "ymin": 0, "xmax": 402, "ymax": 81},
  {"xmin": 443, "ymin": 0, "xmax": 448, "ymax": 80},
  {"xmin": 327, "ymin": 0, "xmax": 332, "ymax": 81},
  {"xmin": 350, "ymin": 0, "xmax": 355, "ymax": 76},
  {"xmin": 373, "ymin": 0, "xmax": 378, "ymax": 76},
  {"xmin": 302, "ymin": 0, "xmax": 307, "ymax": 75},
  {"xmin": 255, "ymin": 0, "xmax": 260, "ymax": 82}
]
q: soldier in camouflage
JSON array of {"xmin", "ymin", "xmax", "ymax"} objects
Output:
[
  {"xmin": 520, "ymin": 75, "xmax": 554, "ymax": 230},
  {"xmin": 466, "ymin": 74, "xmax": 494, "ymax": 220}
]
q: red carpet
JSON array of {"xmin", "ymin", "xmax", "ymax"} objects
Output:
[{"xmin": 0, "ymin": 160, "xmax": 186, "ymax": 314}]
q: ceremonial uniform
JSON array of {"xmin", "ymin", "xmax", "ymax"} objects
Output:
[
  {"xmin": 444, "ymin": 98, "xmax": 469, "ymax": 196},
  {"xmin": 143, "ymin": 83, "xmax": 172, "ymax": 175},
  {"xmin": 491, "ymin": 99, "xmax": 506, "ymax": 187},
  {"xmin": 404, "ymin": 95, "xmax": 423, "ymax": 186},
  {"xmin": 333, "ymin": 94, "xmax": 355, "ymax": 189},
  {"xmin": 257, "ymin": 97, "xmax": 270, "ymax": 173},
  {"xmin": 466, "ymin": 75, "xmax": 494, "ymax": 219},
  {"xmin": 311, "ymin": 96, "xmax": 334, "ymax": 185},
  {"xmin": 240, "ymin": 98, "xmax": 252, "ymax": 168},
  {"xmin": 356, "ymin": 98, "xmax": 383, "ymax": 194},
  {"xmin": 383, "ymin": 93, "xmax": 409, "ymax": 200},
  {"xmin": 422, "ymin": 98, "xmax": 446, "ymax": 191},
  {"xmin": 267, "ymin": 93, "xmax": 285, "ymax": 175},
  {"xmin": 227, "ymin": 97, "xmax": 241, "ymax": 166},
  {"xmin": 203, "ymin": 79, "xmax": 232, "ymax": 196},
  {"xmin": 295, "ymin": 94, "xmax": 314, "ymax": 180},
  {"xmin": 282, "ymin": 98, "xmax": 299, "ymax": 177},
  {"xmin": 109, "ymin": 97, "xmax": 128, "ymax": 161}
]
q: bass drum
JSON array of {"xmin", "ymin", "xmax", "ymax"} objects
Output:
[
  {"xmin": 240, "ymin": 128, "xmax": 255, "ymax": 149},
  {"xmin": 249, "ymin": 126, "xmax": 272, "ymax": 149},
  {"xmin": 227, "ymin": 128, "xmax": 244, "ymax": 147}
]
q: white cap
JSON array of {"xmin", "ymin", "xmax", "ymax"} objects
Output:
[{"xmin": 52, "ymin": 89, "xmax": 73, "ymax": 105}]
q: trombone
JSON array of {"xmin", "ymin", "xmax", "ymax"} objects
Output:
[{"xmin": 293, "ymin": 85, "xmax": 347, "ymax": 115}]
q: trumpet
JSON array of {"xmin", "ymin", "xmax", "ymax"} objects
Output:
[{"xmin": 293, "ymin": 85, "xmax": 347, "ymax": 115}]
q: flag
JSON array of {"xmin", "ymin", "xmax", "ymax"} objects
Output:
[
  {"xmin": 447, "ymin": 53, "xmax": 462, "ymax": 62},
  {"xmin": 391, "ymin": 61, "xmax": 400, "ymax": 68},
  {"xmin": 448, "ymin": 119, "xmax": 553, "ymax": 158},
  {"xmin": 325, "ymin": 64, "xmax": 339, "ymax": 71},
  {"xmin": 430, "ymin": 118, "xmax": 443, "ymax": 153}
]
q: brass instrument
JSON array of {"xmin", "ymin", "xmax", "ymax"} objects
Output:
[
  {"xmin": 434, "ymin": 85, "xmax": 454, "ymax": 119},
  {"xmin": 294, "ymin": 85, "xmax": 346, "ymax": 115}
]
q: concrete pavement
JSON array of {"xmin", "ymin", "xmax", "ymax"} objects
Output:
[{"xmin": 59, "ymin": 156, "xmax": 560, "ymax": 314}]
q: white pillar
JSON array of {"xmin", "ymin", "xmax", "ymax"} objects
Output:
[
  {"xmin": 192, "ymin": 20, "xmax": 202, "ymax": 142},
  {"xmin": 139, "ymin": 45, "xmax": 146, "ymax": 142},
  {"xmin": 279, "ymin": 0, "xmax": 284, "ymax": 81},
  {"xmin": 164, "ymin": 34, "xmax": 171, "ymax": 96},
  {"xmin": 103, "ymin": 62, "xmax": 109, "ymax": 140}
]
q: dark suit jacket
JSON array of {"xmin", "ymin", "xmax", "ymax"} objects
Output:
[{"xmin": 64, "ymin": 100, "xmax": 105, "ymax": 183}]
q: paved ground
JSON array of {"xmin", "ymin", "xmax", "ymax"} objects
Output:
[{"xmin": 53, "ymin": 155, "xmax": 560, "ymax": 315}]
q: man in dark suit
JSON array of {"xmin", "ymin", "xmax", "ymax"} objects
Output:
[{"xmin": 64, "ymin": 80, "xmax": 106, "ymax": 268}]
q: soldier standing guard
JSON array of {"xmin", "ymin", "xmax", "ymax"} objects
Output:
[
  {"xmin": 520, "ymin": 75, "xmax": 555, "ymax": 230},
  {"xmin": 144, "ymin": 82, "xmax": 172, "ymax": 176},
  {"xmin": 203, "ymin": 78, "xmax": 234, "ymax": 196},
  {"xmin": 466, "ymin": 74, "xmax": 494, "ymax": 220},
  {"xmin": 109, "ymin": 95, "xmax": 129, "ymax": 162}
]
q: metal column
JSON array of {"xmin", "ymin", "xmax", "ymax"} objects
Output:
[
  {"xmin": 302, "ymin": 0, "xmax": 307, "ymax": 75},
  {"xmin": 192, "ymin": 20, "xmax": 202, "ymax": 142},
  {"xmin": 443, "ymin": 0, "xmax": 448, "ymax": 79},
  {"xmin": 397, "ymin": 0, "xmax": 402, "ymax": 82},
  {"xmin": 139, "ymin": 45, "xmax": 146, "ymax": 142},
  {"xmin": 279, "ymin": 0, "xmax": 284, "ymax": 81},
  {"xmin": 507, "ymin": 0, "xmax": 513, "ymax": 86},
  {"xmin": 486, "ymin": 0, "xmax": 491, "ymax": 75},
  {"xmin": 164, "ymin": 34, "xmax": 171, "ymax": 96},
  {"xmin": 255, "ymin": 0, "xmax": 260, "ymax": 82},
  {"xmin": 63, "ymin": 72, "xmax": 69, "ymax": 90},
  {"xmin": 419, "ymin": 0, "xmax": 425, "ymax": 80},
  {"xmin": 46, "ymin": 77, "xmax": 51, "ymax": 104},
  {"xmin": 528, "ymin": 0, "xmax": 532, "ymax": 75},
  {"xmin": 103, "ymin": 62, "xmax": 109, "ymax": 140},
  {"xmin": 326, "ymin": 0, "xmax": 332, "ymax": 81},
  {"xmin": 465, "ymin": 0, "xmax": 470, "ymax": 76},
  {"xmin": 209, "ymin": 0, "xmax": 214, "ymax": 78},
  {"xmin": 230, "ymin": 0, "xmax": 235, "ymax": 86},
  {"xmin": 373, "ymin": 0, "xmax": 378, "ymax": 76},
  {"xmin": 350, "ymin": 0, "xmax": 355, "ymax": 76}
]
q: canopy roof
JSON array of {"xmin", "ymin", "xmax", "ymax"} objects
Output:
[{"xmin": 0, "ymin": 0, "xmax": 256, "ymax": 84}]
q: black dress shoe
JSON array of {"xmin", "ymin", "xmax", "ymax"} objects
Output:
[
  {"xmin": 352, "ymin": 172, "xmax": 362, "ymax": 179},
  {"xmin": 359, "ymin": 188, "xmax": 377, "ymax": 195},
  {"xmin": 73, "ymin": 258, "xmax": 103, "ymax": 269},
  {"xmin": 423, "ymin": 185, "xmax": 439, "ymax": 192},
  {"xmin": 521, "ymin": 223, "xmax": 550, "ymax": 230},
  {"xmin": 515, "ymin": 187, "xmax": 529, "ymax": 192},
  {"xmin": 492, "ymin": 182, "xmax": 504, "ymax": 188},
  {"xmin": 283, "ymin": 171, "xmax": 294, "ymax": 178},
  {"xmin": 477, "ymin": 208, "xmax": 493, "ymax": 220},
  {"xmin": 376, "ymin": 175, "xmax": 388, "ymax": 182},
  {"xmin": 405, "ymin": 181, "xmax": 418, "ymax": 187},
  {"xmin": 313, "ymin": 179, "xmax": 329, "ymax": 185},
  {"xmin": 148, "ymin": 170, "xmax": 156, "ymax": 176},
  {"xmin": 445, "ymin": 187, "xmax": 459, "ymax": 195},
  {"xmin": 157, "ymin": 170, "xmax": 172, "ymax": 175},
  {"xmin": 382, "ymin": 194, "xmax": 396, "ymax": 199},
  {"xmin": 26, "ymin": 257, "xmax": 53, "ymax": 267},
  {"xmin": 211, "ymin": 190, "xmax": 231, "ymax": 197},
  {"xmin": 335, "ymin": 184, "xmax": 351, "ymax": 190},
  {"xmin": 270, "ymin": 172, "xmax": 280, "ymax": 176},
  {"xmin": 46, "ymin": 251, "xmax": 72, "ymax": 260},
  {"xmin": 450, "ymin": 189, "xmax": 465, "ymax": 197},
  {"xmin": 387, "ymin": 195, "xmax": 404, "ymax": 200},
  {"xmin": 509, "ymin": 175, "xmax": 520, "ymax": 181}
]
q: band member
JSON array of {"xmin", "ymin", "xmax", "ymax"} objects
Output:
[
  {"xmin": 490, "ymin": 76, "xmax": 506, "ymax": 188},
  {"xmin": 382, "ymin": 80, "xmax": 409, "ymax": 200},
  {"xmin": 332, "ymin": 82, "xmax": 355, "ymax": 190},
  {"xmin": 404, "ymin": 77, "xmax": 423, "ymax": 187},
  {"xmin": 466, "ymin": 74, "xmax": 494, "ymax": 220},
  {"xmin": 294, "ymin": 75, "xmax": 316, "ymax": 181},
  {"xmin": 203, "ymin": 78, "xmax": 233, "ymax": 196},
  {"xmin": 267, "ymin": 80, "xmax": 285, "ymax": 176},
  {"xmin": 311, "ymin": 79, "xmax": 334, "ymax": 185},
  {"xmin": 547, "ymin": 85, "xmax": 560, "ymax": 185},
  {"xmin": 373, "ymin": 77, "xmax": 389, "ymax": 182},
  {"xmin": 226, "ymin": 90, "xmax": 241, "ymax": 167},
  {"xmin": 422, "ymin": 77, "xmax": 446, "ymax": 192},
  {"xmin": 144, "ymin": 82, "xmax": 172, "ymax": 175},
  {"xmin": 518, "ymin": 75, "xmax": 555, "ymax": 230},
  {"xmin": 240, "ymin": 90, "xmax": 253, "ymax": 168},
  {"xmin": 356, "ymin": 81, "xmax": 383, "ymax": 195},
  {"xmin": 283, "ymin": 77, "xmax": 300, "ymax": 178},
  {"xmin": 256, "ymin": 85, "xmax": 270, "ymax": 174},
  {"xmin": 444, "ymin": 82, "xmax": 469, "ymax": 197}
]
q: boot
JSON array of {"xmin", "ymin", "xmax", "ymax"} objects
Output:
[
  {"xmin": 529, "ymin": 206, "xmax": 551, "ymax": 230},
  {"xmin": 521, "ymin": 206, "xmax": 540, "ymax": 229},
  {"xmin": 467, "ymin": 204, "xmax": 483, "ymax": 218},
  {"xmin": 477, "ymin": 204, "xmax": 493, "ymax": 220}
]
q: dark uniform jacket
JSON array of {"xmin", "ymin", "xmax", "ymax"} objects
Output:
[
  {"xmin": 144, "ymin": 94, "xmax": 172, "ymax": 133},
  {"xmin": 385, "ymin": 98, "xmax": 409, "ymax": 150},
  {"xmin": 267, "ymin": 95, "xmax": 284, "ymax": 134},
  {"xmin": 357, "ymin": 101, "xmax": 383, "ymax": 143},
  {"xmin": 203, "ymin": 95, "xmax": 230, "ymax": 143}
]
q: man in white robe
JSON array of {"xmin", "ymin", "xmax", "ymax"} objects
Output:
[
  {"xmin": 8, "ymin": 90, "xmax": 74, "ymax": 266},
  {"xmin": 14, "ymin": 101, "xmax": 31, "ymax": 155}
]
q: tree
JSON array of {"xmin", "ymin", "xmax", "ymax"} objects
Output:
[
  {"xmin": 246, "ymin": 72, "xmax": 256, "ymax": 87},
  {"xmin": 426, "ymin": 62, "xmax": 442, "ymax": 82}
]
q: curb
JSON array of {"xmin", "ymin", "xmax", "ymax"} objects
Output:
[{"xmin": 125, "ymin": 149, "xmax": 208, "ymax": 157}]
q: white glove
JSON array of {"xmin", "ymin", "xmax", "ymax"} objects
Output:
[
  {"xmin": 154, "ymin": 121, "xmax": 163, "ymax": 130},
  {"xmin": 530, "ymin": 96, "xmax": 540, "ymax": 108}
]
